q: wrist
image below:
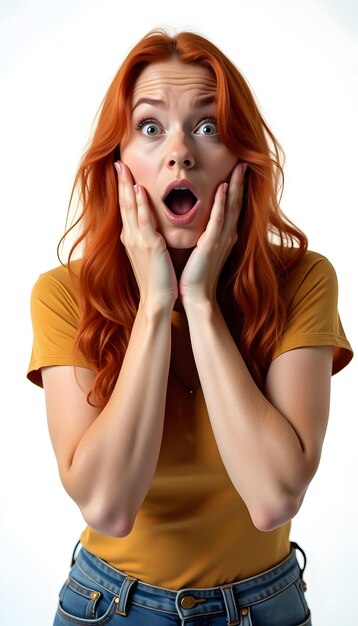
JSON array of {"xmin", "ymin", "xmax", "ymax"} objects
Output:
[
  {"xmin": 138, "ymin": 299, "xmax": 174, "ymax": 320},
  {"xmin": 182, "ymin": 297, "xmax": 217, "ymax": 317}
]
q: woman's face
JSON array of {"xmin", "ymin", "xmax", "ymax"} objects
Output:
[{"xmin": 120, "ymin": 59, "xmax": 238, "ymax": 249}]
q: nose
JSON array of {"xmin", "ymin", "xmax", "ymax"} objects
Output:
[{"xmin": 166, "ymin": 131, "xmax": 195, "ymax": 170}]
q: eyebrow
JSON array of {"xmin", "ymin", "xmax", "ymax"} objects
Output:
[{"xmin": 131, "ymin": 94, "xmax": 217, "ymax": 113}]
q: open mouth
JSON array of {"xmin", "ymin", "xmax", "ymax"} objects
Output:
[{"xmin": 164, "ymin": 189, "xmax": 198, "ymax": 215}]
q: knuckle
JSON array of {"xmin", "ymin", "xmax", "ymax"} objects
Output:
[
  {"xmin": 210, "ymin": 241, "xmax": 220, "ymax": 252},
  {"xmin": 156, "ymin": 238, "xmax": 166, "ymax": 251},
  {"xmin": 143, "ymin": 239, "xmax": 156, "ymax": 252},
  {"xmin": 138, "ymin": 214, "xmax": 149, "ymax": 227},
  {"xmin": 128, "ymin": 235, "xmax": 137, "ymax": 248},
  {"xmin": 120, "ymin": 199, "xmax": 132, "ymax": 213},
  {"xmin": 153, "ymin": 236, "xmax": 167, "ymax": 250}
]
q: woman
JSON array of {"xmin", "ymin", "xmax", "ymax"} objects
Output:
[{"xmin": 27, "ymin": 29, "xmax": 353, "ymax": 625}]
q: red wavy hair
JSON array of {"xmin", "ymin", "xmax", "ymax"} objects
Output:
[{"xmin": 58, "ymin": 28, "xmax": 308, "ymax": 407}]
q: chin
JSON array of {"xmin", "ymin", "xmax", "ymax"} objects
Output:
[{"xmin": 163, "ymin": 230, "xmax": 201, "ymax": 249}]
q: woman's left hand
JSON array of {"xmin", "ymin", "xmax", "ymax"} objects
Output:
[{"xmin": 179, "ymin": 162, "xmax": 247, "ymax": 308}]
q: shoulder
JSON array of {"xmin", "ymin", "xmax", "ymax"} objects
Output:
[
  {"xmin": 30, "ymin": 259, "xmax": 83, "ymax": 329},
  {"xmin": 270, "ymin": 246, "xmax": 353, "ymax": 374},
  {"xmin": 272, "ymin": 246, "xmax": 338, "ymax": 307},
  {"xmin": 27, "ymin": 259, "xmax": 89, "ymax": 388},
  {"xmin": 287, "ymin": 248, "xmax": 335, "ymax": 279},
  {"xmin": 31, "ymin": 259, "xmax": 82, "ymax": 307}
]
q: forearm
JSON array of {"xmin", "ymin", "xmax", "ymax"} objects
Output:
[
  {"xmin": 64, "ymin": 304, "xmax": 172, "ymax": 536},
  {"xmin": 185, "ymin": 300, "xmax": 311, "ymax": 531}
]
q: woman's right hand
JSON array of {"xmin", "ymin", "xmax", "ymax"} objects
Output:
[{"xmin": 115, "ymin": 161, "xmax": 178, "ymax": 312}]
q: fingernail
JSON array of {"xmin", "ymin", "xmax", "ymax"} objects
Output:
[
  {"xmin": 242, "ymin": 163, "xmax": 248, "ymax": 175},
  {"xmin": 134, "ymin": 184, "xmax": 140, "ymax": 195},
  {"xmin": 114, "ymin": 161, "xmax": 122, "ymax": 174},
  {"xmin": 222, "ymin": 182, "xmax": 228, "ymax": 194}
]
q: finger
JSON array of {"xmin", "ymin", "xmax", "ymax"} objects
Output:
[
  {"xmin": 114, "ymin": 162, "xmax": 129, "ymax": 232},
  {"xmin": 115, "ymin": 161, "xmax": 139, "ymax": 233},
  {"xmin": 222, "ymin": 162, "xmax": 247, "ymax": 236},
  {"xmin": 226, "ymin": 162, "xmax": 247, "ymax": 211},
  {"xmin": 200, "ymin": 183, "xmax": 227, "ymax": 246},
  {"xmin": 135, "ymin": 185, "xmax": 164, "ymax": 245}
]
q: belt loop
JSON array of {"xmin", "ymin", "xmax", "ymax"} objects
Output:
[
  {"xmin": 115, "ymin": 575, "xmax": 138, "ymax": 616},
  {"xmin": 70, "ymin": 539, "xmax": 81, "ymax": 567},
  {"xmin": 291, "ymin": 541, "xmax": 307, "ymax": 575},
  {"xmin": 220, "ymin": 584, "xmax": 241, "ymax": 626}
]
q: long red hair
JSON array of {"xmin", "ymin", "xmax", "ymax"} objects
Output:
[{"xmin": 58, "ymin": 28, "xmax": 308, "ymax": 406}]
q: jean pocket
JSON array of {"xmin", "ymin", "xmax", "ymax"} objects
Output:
[
  {"xmin": 247, "ymin": 574, "xmax": 311, "ymax": 626},
  {"xmin": 56, "ymin": 573, "xmax": 117, "ymax": 625}
]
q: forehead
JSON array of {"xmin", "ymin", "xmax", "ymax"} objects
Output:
[{"xmin": 131, "ymin": 59, "xmax": 217, "ymax": 106}]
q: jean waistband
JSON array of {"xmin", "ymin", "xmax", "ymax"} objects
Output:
[{"xmin": 73, "ymin": 541, "xmax": 307, "ymax": 623}]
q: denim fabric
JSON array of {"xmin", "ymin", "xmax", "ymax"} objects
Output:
[{"xmin": 53, "ymin": 541, "xmax": 311, "ymax": 625}]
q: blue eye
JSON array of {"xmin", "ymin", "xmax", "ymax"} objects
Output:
[
  {"xmin": 195, "ymin": 118, "xmax": 218, "ymax": 136},
  {"xmin": 135, "ymin": 117, "xmax": 219, "ymax": 137},
  {"xmin": 135, "ymin": 118, "xmax": 162, "ymax": 136}
]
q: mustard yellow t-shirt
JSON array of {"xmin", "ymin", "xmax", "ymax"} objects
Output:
[{"xmin": 27, "ymin": 250, "xmax": 353, "ymax": 589}]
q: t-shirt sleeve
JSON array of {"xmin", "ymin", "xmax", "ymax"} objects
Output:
[
  {"xmin": 271, "ymin": 254, "xmax": 353, "ymax": 375},
  {"xmin": 27, "ymin": 271, "xmax": 92, "ymax": 388}
]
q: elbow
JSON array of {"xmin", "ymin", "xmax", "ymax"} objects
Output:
[
  {"xmin": 81, "ymin": 505, "xmax": 135, "ymax": 538},
  {"xmin": 60, "ymin": 471, "xmax": 136, "ymax": 538},
  {"xmin": 94, "ymin": 518, "xmax": 135, "ymax": 539},
  {"xmin": 251, "ymin": 493, "xmax": 303, "ymax": 533},
  {"xmin": 250, "ymin": 464, "xmax": 315, "ymax": 532}
]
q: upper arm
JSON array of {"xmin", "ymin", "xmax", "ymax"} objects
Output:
[
  {"xmin": 264, "ymin": 345, "xmax": 334, "ymax": 476},
  {"xmin": 42, "ymin": 365, "xmax": 102, "ymax": 486}
]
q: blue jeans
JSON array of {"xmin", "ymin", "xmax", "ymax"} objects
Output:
[{"xmin": 53, "ymin": 541, "xmax": 311, "ymax": 625}]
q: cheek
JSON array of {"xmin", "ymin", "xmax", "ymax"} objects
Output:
[
  {"xmin": 119, "ymin": 140, "xmax": 136, "ymax": 169},
  {"xmin": 216, "ymin": 153, "xmax": 238, "ymax": 178},
  {"xmin": 120, "ymin": 146, "xmax": 154, "ymax": 187},
  {"xmin": 122, "ymin": 160, "xmax": 142, "ymax": 185}
]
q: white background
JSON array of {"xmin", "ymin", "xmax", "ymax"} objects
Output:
[{"xmin": 1, "ymin": 1, "xmax": 357, "ymax": 624}]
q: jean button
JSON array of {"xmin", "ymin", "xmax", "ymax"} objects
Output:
[{"xmin": 180, "ymin": 595, "xmax": 197, "ymax": 609}]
